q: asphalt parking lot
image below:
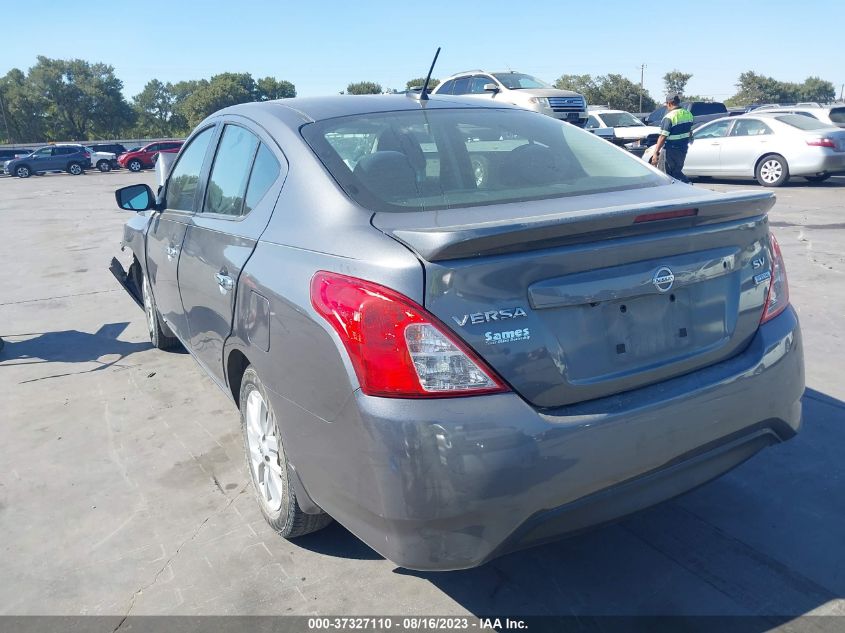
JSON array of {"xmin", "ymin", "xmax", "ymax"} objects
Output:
[{"xmin": 1, "ymin": 170, "xmax": 844, "ymax": 620}]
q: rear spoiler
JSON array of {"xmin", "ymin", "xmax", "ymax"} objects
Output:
[{"xmin": 373, "ymin": 189, "xmax": 775, "ymax": 262}]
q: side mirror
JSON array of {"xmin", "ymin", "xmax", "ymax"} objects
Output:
[
  {"xmin": 115, "ymin": 184, "xmax": 155, "ymax": 212},
  {"xmin": 483, "ymin": 83, "xmax": 500, "ymax": 92}
]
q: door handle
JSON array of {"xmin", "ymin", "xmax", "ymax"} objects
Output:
[
  {"xmin": 710, "ymin": 142, "xmax": 721, "ymax": 146},
  {"xmin": 215, "ymin": 272, "xmax": 234, "ymax": 293},
  {"xmin": 165, "ymin": 245, "xmax": 179, "ymax": 260}
]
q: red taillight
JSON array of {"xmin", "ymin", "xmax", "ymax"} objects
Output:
[
  {"xmin": 760, "ymin": 234, "xmax": 790, "ymax": 324},
  {"xmin": 806, "ymin": 137, "xmax": 836, "ymax": 148},
  {"xmin": 310, "ymin": 271, "xmax": 509, "ymax": 398},
  {"xmin": 83, "ymin": 151, "xmax": 90, "ymax": 158}
]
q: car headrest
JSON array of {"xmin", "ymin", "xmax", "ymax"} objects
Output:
[
  {"xmin": 501, "ymin": 143, "xmax": 560, "ymax": 187},
  {"xmin": 353, "ymin": 151, "xmax": 418, "ymax": 200}
]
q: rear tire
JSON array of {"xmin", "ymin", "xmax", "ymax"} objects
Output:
[
  {"xmin": 96, "ymin": 160, "xmax": 111, "ymax": 172},
  {"xmin": 67, "ymin": 162, "xmax": 83, "ymax": 175},
  {"xmin": 755, "ymin": 154, "xmax": 789, "ymax": 187},
  {"xmin": 141, "ymin": 272, "xmax": 180, "ymax": 350},
  {"xmin": 240, "ymin": 366, "xmax": 332, "ymax": 538},
  {"xmin": 804, "ymin": 174, "xmax": 830, "ymax": 183}
]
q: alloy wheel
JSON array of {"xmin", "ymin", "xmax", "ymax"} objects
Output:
[{"xmin": 245, "ymin": 388, "xmax": 285, "ymax": 513}]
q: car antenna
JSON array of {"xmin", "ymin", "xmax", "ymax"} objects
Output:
[{"xmin": 416, "ymin": 47, "xmax": 441, "ymax": 101}]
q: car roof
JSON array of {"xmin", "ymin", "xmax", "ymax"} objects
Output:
[
  {"xmin": 220, "ymin": 94, "xmax": 523, "ymax": 125},
  {"xmin": 589, "ymin": 109, "xmax": 632, "ymax": 115}
]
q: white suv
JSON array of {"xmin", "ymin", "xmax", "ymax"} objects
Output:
[{"xmin": 432, "ymin": 70, "xmax": 588, "ymax": 127}]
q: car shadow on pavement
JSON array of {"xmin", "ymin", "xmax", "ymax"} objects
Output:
[
  {"xmin": 0, "ymin": 322, "xmax": 153, "ymax": 381},
  {"xmin": 388, "ymin": 388, "xmax": 843, "ymax": 624}
]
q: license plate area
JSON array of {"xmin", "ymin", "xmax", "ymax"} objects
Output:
[{"xmin": 557, "ymin": 283, "xmax": 730, "ymax": 385}]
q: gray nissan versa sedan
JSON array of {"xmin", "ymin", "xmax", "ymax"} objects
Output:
[{"xmin": 110, "ymin": 94, "xmax": 804, "ymax": 571}]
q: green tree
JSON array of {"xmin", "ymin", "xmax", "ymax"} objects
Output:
[
  {"xmin": 596, "ymin": 74, "xmax": 656, "ymax": 112},
  {"xmin": 255, "ymin": 77, "xmax": 296, "ymax": 100},
  {"xmin": 726, "ymin": 71, "xmax": 805, "ymax": 106},
  {"xmin": 799, "ymin": 76, "xmax": 836, "ymax": 103},
  {"xmin": 133, "ymin": 79, "xmax": 175, "ymax": 137},
  {"xmin": 554, "ymin": 74, "xmax": 601, "ymax": 105},
  {"xmin": 557, "ymin": 73, "xmax": 655, "ymax": 112},
  {"xmin": 180, "ymin": 72, "xmax": 257, "ymax": 128},
  {"xmin": 169, "ymin": 79, "xmax": 207, "ymax": 135},
  {"xmin": 663, "ymin": 70, "xmax": 693, "ymax": 98},
  {"xmin": 26, "ymin": 56, "xmax": 133, "ymax": 139},
  {"xmin": 346, "ymin": 81, "xmax": 382, "ymax": 95},
  {"xmin": 0, "ymin": 68, "xmax": 46, "ymax": 142},
  {"xmin": 405, "ymin": 77, "xmax": 440, "ymax": 90}
]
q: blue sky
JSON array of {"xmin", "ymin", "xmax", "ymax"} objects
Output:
[{"xmin": 4, "ymin": 0, "xmax": 844, "ymax": 102}]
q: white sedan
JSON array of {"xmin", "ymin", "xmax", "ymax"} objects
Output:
[{"xmin": 684, "ymin": 113, "xmax": 845, "ymax": 186}]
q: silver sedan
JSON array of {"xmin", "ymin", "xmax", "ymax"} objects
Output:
[{"xmin": 684, "ymin": 112, "xmax": 845, "ymax": 186}]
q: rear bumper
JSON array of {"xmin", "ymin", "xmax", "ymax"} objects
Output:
[
  {"xmin": 791, "ymin": 152, "xmax": 845, "ymax": 176},
  {"xmin": 295, "ymin": 307, "xmax": 803, "ymax": 570}
]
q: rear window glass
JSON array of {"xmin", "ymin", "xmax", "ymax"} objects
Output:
[
  {"xmin": 775, "ymin": 114, "xmax": 832, "ymax": 130},
  {"xmin": 830, "ymin": 107, "xmax": 845, "ymax": 124},
  {"xmin": 301, "ymin": 108, "xmax": 667, "ymax": 213},
  {"xmin": 690, "ymin": 102, "xmax": 726, "ymax": 116}
]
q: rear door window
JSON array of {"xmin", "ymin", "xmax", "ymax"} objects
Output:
[{"xmin": 204, "ymin": 125, "xmax": 259, "ymax": 217}]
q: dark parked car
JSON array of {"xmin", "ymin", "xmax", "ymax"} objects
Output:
[
  {"xmin": 0, "ymin": 147, "xmax": 34, "ymax": 162},
  {"xmin": 91, "ymin": 143, "xmax": 128, "ymax": 157},
  {"xmin": 110, "ymin": 95, "xmax": 804, "ymax": 571},
  {"xmin": 5, "ymin": 144, "xmax": 91, "ymax": 177},
  {"xmin": 117, "ymin": 140, "xmax": 183, "ymax": 172}
]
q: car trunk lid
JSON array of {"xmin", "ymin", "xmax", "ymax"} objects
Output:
[{"xmin": 373, "ymin": 184, "xmax": 776, "ymax": 408}]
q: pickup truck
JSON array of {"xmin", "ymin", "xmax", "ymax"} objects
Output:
[{"xmin": 645, "ymin": 101, "xmax": 737, "ymax": 128}]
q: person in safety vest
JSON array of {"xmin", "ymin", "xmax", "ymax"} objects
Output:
[{"xmin": 651, "ymin": 94, "xmax": 693, "ymax": 182}]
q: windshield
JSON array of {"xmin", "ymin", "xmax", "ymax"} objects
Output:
[
  {"xmin": 301, "ymin": 108, "xmax": 667, "ymax": 214},
  {"xmin": 599, "ymin": 112, "xmax": 644, "ymax": 128},
  {"xmin": 775, "ymin": 114, "xmax": 835, "ymax": 131},
  {"xmin": 491, "ymin": 73, "xmax": 551, "ymax": 89},
  {"xmin": 829, "ymin": 107, "xmax": 845, "ymax": 124}
]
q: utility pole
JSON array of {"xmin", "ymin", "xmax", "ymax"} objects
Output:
[
  {"xmin": 840, "ymin": 83, "xmax": 844, "ymax": 102},
  {"xmin": 639, "ymin": 64, "xmax": 646, "ymax": 113}
]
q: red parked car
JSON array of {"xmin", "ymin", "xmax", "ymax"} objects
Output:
[{"xmin": 117, "ymin": 140, "xmax": 183, "ymax": 172}]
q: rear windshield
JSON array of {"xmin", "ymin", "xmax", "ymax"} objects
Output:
[
  {"xmin": 775, "ymin": 114, "xmax": 832, "ymax": 130},
  {"xmin": 829, "ymin": 107, "xmax": 845, "ymax": 124},
  {"xmin": 301, "ymin": 108, "xmax": 666, "ymax": 213}
]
